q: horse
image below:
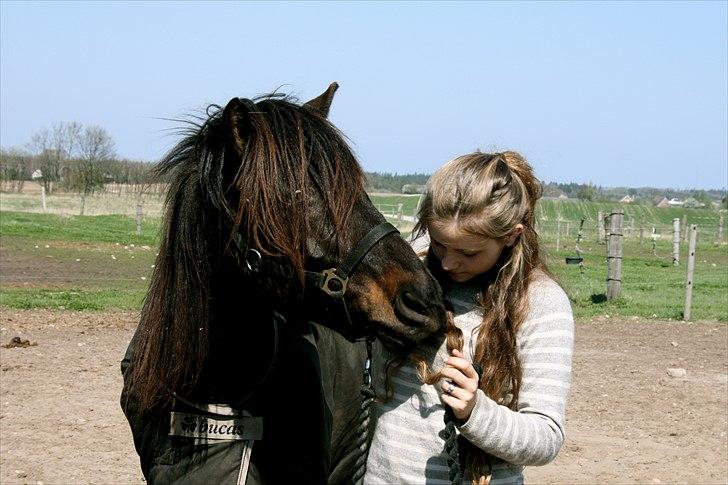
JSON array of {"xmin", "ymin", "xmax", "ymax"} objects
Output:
[{"xmin": 120, "ymin": 83, "xmax": 447, "ymax": 485}]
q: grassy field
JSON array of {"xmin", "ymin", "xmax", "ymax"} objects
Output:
[{"xmin": 1, "ymin": 194, "xmax": 726, "ymax": 321}]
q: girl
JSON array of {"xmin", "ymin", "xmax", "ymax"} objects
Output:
[{"xmin": 365, "ymin": 151, "xmax": 574, "ymax": 484}]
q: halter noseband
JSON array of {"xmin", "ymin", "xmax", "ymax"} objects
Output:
[
  {"xmin": 308, "ymin": 222, "xmax": 400, "ymax": 298},
  {"xmin": 304, "ymin": 222, "xmax": 400, "ymax": 341}
]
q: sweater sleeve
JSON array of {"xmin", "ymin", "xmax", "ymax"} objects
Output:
[{"xmin": 457, "ymin": 278, "xmax": 574, "ymax": 466}]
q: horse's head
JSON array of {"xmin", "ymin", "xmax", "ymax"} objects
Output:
[{"xmin": 214, "ymin": 84, "xmax": 446, "ymax": 349}]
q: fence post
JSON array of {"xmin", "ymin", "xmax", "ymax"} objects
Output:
[
  {"xmin": 41, "ymin": 186, "xmax": 47, "ymax": 212},
  {"xmin": 135, "ymin": 203, "xmax": 143, "ymax": 236},
  {"xmin": 396, "ymin": 203, "xmax": 403, "ymax": 226},
  {"xmin": 719, "ymin": 215, "xmax": 724, "ymax": 244},
  {"xmin": 682, "ymin": 214, "xmax": 688, "ymax": 243},
  {"xmin": 607, "ymin": 211, "xmax": 624, "ymax": 301},
  {"xmin": 556, "ymin": 217, "xmax": 561, "ymax": 252},
  {"xmin": 597, "ymin": 211, "xmax": 605, "ymax": 242},
  {"xmin": 683, "ymin": 225, "xmax": 697, "ymax": 321},
  {"xmin": 672, "ymin": 218, "xmax": 680, "ymax": 266}
]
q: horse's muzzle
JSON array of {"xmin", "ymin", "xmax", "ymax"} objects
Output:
[{"xmin": 393, "ymin": 290, "xmax": 447, "ymax": 343}]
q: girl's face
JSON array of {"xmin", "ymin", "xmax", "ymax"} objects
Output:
[{"xmin": 428, "ymin": 219, "xmax": 520, "ymax": 283}]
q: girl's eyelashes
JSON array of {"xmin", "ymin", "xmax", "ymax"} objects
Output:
[{"xmin": 431, "ymin": 238, "xmax": 479, "ymax": 258}]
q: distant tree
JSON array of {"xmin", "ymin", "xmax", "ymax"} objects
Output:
[
  {"xmin": 29, "ymin": 122, "xmax": 82, "ymax": 194},
  {"xmin": 52, "ymin": 121, "xmax": 82, "ymax": 183},
  {"xmin": 576, "ymin": 183, "xmax": 598, "ymax": 201},
  {"xmin": 365, "ymin": 172, "xmax": 430, "ymax": 193},
  {"xmin": 29, "ymin": 128, "xmax": 57, "ymax": 193},
  {"xmin": 71, "ymin": 125, "xmax": 116, "ymax": 214},
  {"xmin": 0, "ymin": 148, "xmax": 32, "ymax": 192}
]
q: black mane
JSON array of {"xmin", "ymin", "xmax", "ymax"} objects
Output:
[{"xmin": 128, "ymin": 94, "xmax": 366, "ymax": 410}]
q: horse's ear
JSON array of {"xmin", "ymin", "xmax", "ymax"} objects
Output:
[
  {"xmin": 303, "ymin": 82, "xmax": 339, "ymax": 118},
  {"xmin": 223, "ymin": 97, "xmax": 250, "ymax": 157}
]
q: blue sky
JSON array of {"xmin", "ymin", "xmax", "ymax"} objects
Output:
[{"xmin": 1, "ymin": 1, "xmax": 726, "ymax": 189}]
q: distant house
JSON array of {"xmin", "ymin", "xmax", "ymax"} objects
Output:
[
  {"xmin": 668, "ymin": 198, "xmax": 684, "ymax": 206},
  {"xmin": 619, "ymin": 195, "xmax": 634, "ymax": 203},
  {"xmin": 541, "ymin": 185, "xmax": 568, "ymax": 199},
  {"xmin": 656, "ymin": 197, "xmax": 670, "ymax": 208}
]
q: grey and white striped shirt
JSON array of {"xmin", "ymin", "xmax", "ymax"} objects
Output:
[{"xmin": 365, "ymin": 275, "xmax": 574, "ymax": 484}]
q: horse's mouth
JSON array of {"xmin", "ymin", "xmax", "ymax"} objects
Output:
[{"xmin": 369, "ymin": 321, "xmax": 419, "ymax": 352}]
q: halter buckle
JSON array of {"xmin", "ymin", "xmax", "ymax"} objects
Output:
[{"xmin": 320, "ymin": 268, "xmax": 348, "ymax": 298}]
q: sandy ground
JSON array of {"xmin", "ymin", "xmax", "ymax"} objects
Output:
[{"xmin": 0, "ymin": 310, "xmax": 726, "ymax": 485}]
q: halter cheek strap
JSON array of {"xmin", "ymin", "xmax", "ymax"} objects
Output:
[{"xmin": 312, "ymin": 222, "xmax": 400, "ymax": 298}]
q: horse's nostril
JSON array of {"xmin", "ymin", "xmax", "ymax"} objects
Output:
[
  {"xmin": 394, "ymin": 290, "xmax": 433, "ymax": 328},
  {"xmin": 401, "ymin": 291, "xmax": 428, "ymax": 315}
]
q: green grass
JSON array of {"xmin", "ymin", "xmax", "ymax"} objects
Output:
[
  {"xmin": 0, "ymin": 211, "xmax": 161, "ymax": 245},
  {"xmin": 547, "ymin": 238, "xmax": 728, "ymax": 321},
  {"xmin": 534, "ymin": 199, "xmax": 721, "ymax": 226},
  {"xmin": 369, "ymin": 193, "xmax": 422, "ymax": 216},
  {"xmin": 0, "ymin": 288, "xmax": 145, "ymax": 311},
  {"xmin": 1, "ymin": 207, "xmax": 726, "ymax": 320}
]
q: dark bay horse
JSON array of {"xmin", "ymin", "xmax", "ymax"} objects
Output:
[{"xmin": 120, "ymin": 84, "xmax": 446, "ymax": 484}]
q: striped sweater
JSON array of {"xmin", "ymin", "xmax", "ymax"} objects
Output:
[{"xmin": 364, "ymin": 274, "xmax": 574, "ymax": 484}]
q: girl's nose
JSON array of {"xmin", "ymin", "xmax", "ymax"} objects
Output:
[{"xmin": 440, "ymin": 251, "xmax": 459, "ymax": 271}]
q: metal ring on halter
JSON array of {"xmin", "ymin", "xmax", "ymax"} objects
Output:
[{"xmin": 245, "ymin": 249, "xmax": 262, "ymax": 272}]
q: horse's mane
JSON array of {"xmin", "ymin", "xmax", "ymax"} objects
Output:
[{"xmin": 128, "ymin": 94, "xmax": 366, "ymax": 409}]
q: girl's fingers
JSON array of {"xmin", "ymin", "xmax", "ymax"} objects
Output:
[
  {"xmin": 440, "ymin": 366, "xmax": 476, "ymax": 390},
  {"xmin": 446, "ymin": 355, "xmax": 479, "ymax": 380},
  {"xmin": 441, "ymin": 380, "xmax": 470, "ymax": 400},
  {"xmin": 440, "ymin": 391, "xmax": 473, "ymax": 421}
]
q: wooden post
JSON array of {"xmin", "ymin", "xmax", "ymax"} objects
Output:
[
  {"xmin": 672, "ymin": 218, "xmax": 680, "ymax": 266},
  {"xmin": 607, "ymin": 211, "xmax": 624, "ymax": 300},
  {"xmin": 41, "ymin": 186, "xmax": 47, "ymax": 212},
  {"xmin": 556, "ymin": 218, "xmax": 561, "ymax": 252},
  {"xmin": 597, "ymin": 211, "xmax": 605, "ymax": 242},
  {"xmin": 639, "ymin": 226, "xmax": 645, "ymax": 245},
  {"xmin": 683, "ymin": 225, "xmax": 697, "ymax": 321},
  {"xmin": 682, "ymin": 214, "xmax": 688, "ymax": 243},
  {"xmin": 718, "ymin": 215, "xmax": 724, "ymax": 244},
  {"xmin": 135, "ymin": 203, "xmax": 143, "ymax": 236},
  {"xmin": 396, "ymin": 203, "xmax": 403, "ymax": 226},
  {"xmin": 651, "ymin": 227, "xmax": 657, "ymax": 256}
]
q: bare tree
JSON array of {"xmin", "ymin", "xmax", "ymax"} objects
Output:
[
  {"xmin": 28, "ymin": 122, "xmax": 82, "ymax": 194},
  {"xmin": 52, "ymin": 121, "xmax": 82, "ymax": 187},
  {"xmin": 0, "ymin": 147, "xmax": 32, "ymax": 193},
  {"xmin": 72, "ymin": 125, "xmax": 116, "ymax": 215},
  {"xmin": 29, "ymin": 128, "xmax": 58, "ymax": 193}
]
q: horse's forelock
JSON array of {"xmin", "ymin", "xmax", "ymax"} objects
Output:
[{"xmin": 222, "ymin": 97, "xmax": 365, "ymax": 277}]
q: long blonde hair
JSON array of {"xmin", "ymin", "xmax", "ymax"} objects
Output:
[{"xmin": 415, "ymin": 151, "xmax": 549, "ymax": 481}]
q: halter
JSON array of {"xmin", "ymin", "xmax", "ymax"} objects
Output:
[
  {"xmin": 304, "ymin": 221, "xmax": 400, "ymax": 341},
  {"xmin": 243, "ymin": 221, "xmax": 400, "ymax": 342}
]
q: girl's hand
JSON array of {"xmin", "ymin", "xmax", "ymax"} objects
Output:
[{"xmin": 439, "ymin": 349, "xmax": 480, "ymax": 422}]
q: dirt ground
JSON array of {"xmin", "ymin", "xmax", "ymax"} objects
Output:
[{"xmin": 0, "ymin": 310, "xmax": 726, "ymax": 485}]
